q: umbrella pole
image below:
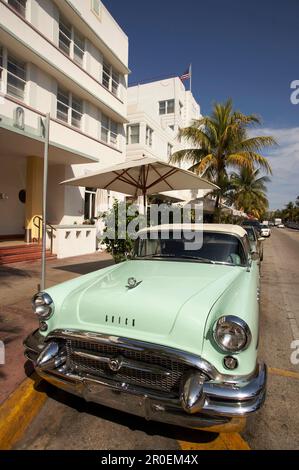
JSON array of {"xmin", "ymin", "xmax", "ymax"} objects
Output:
[
  {"xmin": 142, "ymin": 165, "xmax": 147, "ymax": 216},
  {"xmin": 143, "ymin": 191, "xmax": 147, "ymax": 215}
]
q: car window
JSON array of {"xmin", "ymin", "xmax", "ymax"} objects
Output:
[
  {"xmin": 135, "ymin": 231, "xmax": 247, "ymax": 266},
  {"xmin": 245, "ymin": 227, "xmax": 256, "ymax": 242}
]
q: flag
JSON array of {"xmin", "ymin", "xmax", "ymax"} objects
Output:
[{"xmin": 180, "ymin": 65, "xmax": 191, "ymax": 81}]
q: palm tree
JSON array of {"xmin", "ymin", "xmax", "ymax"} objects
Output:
[
  {"xmin": 229, "ymin": 167, "xmax": 270, "ymax": 218},
  {"xmin": 284, "ymin": 202, "xmax": 295, "ymax": 222},
  {"xmin": 170, "ymin": 99, "xmax": 276, "ymax": 218}
]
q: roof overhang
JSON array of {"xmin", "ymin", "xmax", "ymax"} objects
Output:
[{"xmin": 0, "ymin": 126, "xmax": 97, "ymax": 165}]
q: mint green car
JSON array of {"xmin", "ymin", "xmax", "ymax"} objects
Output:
[{"xmin": 24, "ymin": 224, "xmax": 266, "ymax": 432}]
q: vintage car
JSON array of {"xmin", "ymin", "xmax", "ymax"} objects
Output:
[
  {"xmin": 24, "ymin": 224, "xmax": 266, "ymax": 432},
  {"xmin": 260, "ymin": 225, "xmax": 271, "ymax": 238},
  {"xmin": 244, "ymin": 225, "xmax": 264, "ymax": 261}
]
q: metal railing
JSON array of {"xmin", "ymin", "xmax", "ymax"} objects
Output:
[{"xmin": 33, "ymin": 215, "xmax": 56, "ymax": 253}]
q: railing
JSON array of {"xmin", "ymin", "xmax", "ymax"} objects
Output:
[{"xmin": 33, "ymin": 215, "xmax": 56, "ymax": 253}]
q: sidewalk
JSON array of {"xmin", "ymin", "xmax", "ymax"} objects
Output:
[{"xmin": 0, "ymin": 251, "xmax": 114, "ymax": 405}]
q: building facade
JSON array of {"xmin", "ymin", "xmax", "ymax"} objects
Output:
[
  {"xmin": 0, "ymin": 0, "xmax": 129, "ymax": 243},
  {"xmin": 126, "ymin": 77, "xmax": 205, "ymax": 202}
]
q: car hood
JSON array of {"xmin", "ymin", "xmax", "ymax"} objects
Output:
[{"xmin": 54, "ymin": 260, "xmax": 244, "ymax": 353}]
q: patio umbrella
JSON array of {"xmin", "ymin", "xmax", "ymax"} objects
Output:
[{"xmin": 61, "ymin": 156, "xmax": 218, "ymax": 207}]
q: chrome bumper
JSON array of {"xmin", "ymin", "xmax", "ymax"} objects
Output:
[{"xmin": 24, "ymin": 330, "xmax": 267, "ymax": 431}]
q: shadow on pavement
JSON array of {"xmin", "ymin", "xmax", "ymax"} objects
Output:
[
  {"xmin": 0, "ymin": 266, "xmax": 32, "ymax": 278},
  {"xmin": 54, "ymin": 259, "xmax": 114, "ymax": 275},
  {"xmin": 27, "ymin": 371, "xmax": 218, "ymax": 445}
]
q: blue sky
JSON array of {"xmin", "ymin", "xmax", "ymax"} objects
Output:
[{"xmin": 104, "ymin": 0, "xmax": 299, "ymax": 209}]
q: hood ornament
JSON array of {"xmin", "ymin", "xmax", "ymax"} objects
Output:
[
  {"xmin": 126, "ymin": 277, "xmax": 142, "ymax": 289},
  {"xmin": 108, "ymin": 356, "xmax": 122, "ymax": 372}
]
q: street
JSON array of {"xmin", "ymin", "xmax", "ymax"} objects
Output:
[{"xmin": 10, "ymin": 228, "xmax": 299, "ymax": 450}]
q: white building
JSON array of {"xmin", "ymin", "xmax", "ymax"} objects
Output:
[
  {"xmin": 126, "ymin": 77, "xmax": 205, "ymax": 202},
  {"xmin": 0, "ymin": 0, "xmax": 129, "ymax": 254}
]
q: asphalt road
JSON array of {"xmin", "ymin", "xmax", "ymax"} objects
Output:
[{"xmin": 14, "ymin": 228, "xmax": 299, "ymax": 450}]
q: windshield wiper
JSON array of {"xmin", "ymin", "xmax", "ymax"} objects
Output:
[
  {"xmin": 137, "ymin": 254, "xmax": 216, "ymax": 264},
  {"xmin": 178, "ymin": 255, "xmax": 216, "ymax": 264}
]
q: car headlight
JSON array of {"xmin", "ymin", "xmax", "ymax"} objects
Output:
[
  {"xmin": 213, "ymin": 315, "xmax": 251, "ymax": 352},
  {"xmin": 32, "ymin": 292, "xmax": 54, "ymax": 320}
]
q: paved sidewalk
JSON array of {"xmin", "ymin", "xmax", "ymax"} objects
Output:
[{"xmin": 0, "ymin": 251, "xmax": 114, "ymax": 404}]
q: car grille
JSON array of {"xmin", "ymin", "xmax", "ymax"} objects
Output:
[{"xmin": 64, "ymin": 338, "xmax": 190, "ymax": 395}]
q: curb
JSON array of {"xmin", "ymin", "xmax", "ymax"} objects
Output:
[{"xmin": 0, "ymin": 374, "xmax": 47, "ymax": 450}]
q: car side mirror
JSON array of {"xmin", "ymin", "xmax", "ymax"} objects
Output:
[{"xmin": 258, "ymin": 237, "xmax": 265, "ymax": 241}]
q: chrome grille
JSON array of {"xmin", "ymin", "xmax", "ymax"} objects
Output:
[{"xmin": 64, "ymin": 338, "xmax": 190, "ymax": 395}]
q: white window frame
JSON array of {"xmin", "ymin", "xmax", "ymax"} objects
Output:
[
  {"xmin": 56, "ymin": 86, "xmax": 83, "ymax": 130},
  {"xmin": 100, "ymin": 113, "xmax": 119, "ymax": 148},
  {"xmin": 159, "ymin": 99, "xmax": 175, "ymax": 115},
  {"xmin": 102, "ymin": 60, "xmax": 119, "ymax": 97},
  {"xmin": 126, "ymin": 124, "xmax": 140, "ymax": 145},
  {"xmin": 6, "ymin": 51, "xmax": 26, "ymax": 101},
  {"xmin": 7, "ymin": 0, "xmax": 27, "ymax": 18},
  {"xmin": 91, "ymin": 0, "xmax": 102, "ymax": 19},
  {"xmin": 59, "ymin": 15, "xmax": 85, "ymax": 68},
  {"xmin": 84, "ymin": 187, "xmax": 97, "ymax": 220},
  {"xmin": 0, "ymin": 45, "xmax": 27, "ymax": 101},
  {"xmin": 146, "ymin": 125, "xmax": 153, "ymax": 147}
]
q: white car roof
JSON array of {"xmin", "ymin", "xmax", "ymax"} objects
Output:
[{"xmin": 137, "ymin": 224, "xmax": 247, "ymax": 238}]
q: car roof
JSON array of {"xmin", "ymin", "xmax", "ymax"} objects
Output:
[{"xmin": 137, "ymin": 224, "xmax": 247, "ymax": 238}]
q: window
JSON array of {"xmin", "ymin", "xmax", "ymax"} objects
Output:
[
  {"xmin": 102, "ymin": 61, "xmax": 119, "ymax": 97},
  {"xmin": 57, "ymin": 87, "xmax": 83, "ymax": 129},
  {"xmin": 91, "ymin": 0, "xmax": 101, "ymax": 17},
  {"xmin": 146, "ymin": 126, "xmax": 153, "ymax": 147},
  {"xmin": 101, "ymin": 114, "xmax": 118, "ymax": 147},
  {"xmin": 167, "ymin": 143, "xmax": 173, "ymax": 158},
  {"xmin": 159, "ymin": 99, "xmax": 175, "ymax": 115},
  {"xmin": 57, "ymin": 87, "xmax": 69, "ymax": 123},
  {"xmin": 59, "ymin": 16, "xmax": 85, "ymax": 66},
  {"xmin": 7, "ymin": 54, "xmax": 26, "ymax": 100},
  {"xmin": 169, "ymin": 124, "xmax": 175, "ymax": 131},
  {"xmin": 84, "ymin": 188, "xmax": 97, "ymax": 220},
  {"xmin": 8, "ymin": 0, "xmax": 27, "ymax": 17},
  {"xmin": 73, "ymin": 31, "xmax": 85, "ymax": 66},
  {"xmin": 71, "ymin": 95, "xmax": 83, "ymax": 128},
  {"xmin": 179, "ymin": 101, "xmax": 183, "ymax": 116},
  {"xmin": 59, "ymin": 17, "xmax": 71, "ymax": 55},
  {"xmin": 110, "ymin": 120, "xmax": 118, "ymax": 146},
  {"xmin": 127, "ymin": 124, "xmax": 140, "ymax": 145}
]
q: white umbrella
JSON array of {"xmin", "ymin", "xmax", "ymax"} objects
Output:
[{"xmin": 61, "ymin": 156, "xmax": 217, "ymax": 206}]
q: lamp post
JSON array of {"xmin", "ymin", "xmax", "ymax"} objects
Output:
[{"xmin": 41, "ymin": 113, "xmax": 50, "ymax": 291}]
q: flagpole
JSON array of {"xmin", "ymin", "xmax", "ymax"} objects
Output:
[{"xmin": 189, "ymin": 63, "xmax": 192, "ymax": 93}]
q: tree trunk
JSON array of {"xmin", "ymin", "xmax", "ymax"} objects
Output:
[{"xmin": 212, "ymin": 193, "xmax": 221, "ymax": 223}]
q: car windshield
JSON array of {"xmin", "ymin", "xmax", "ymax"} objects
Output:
[
  {"xmin": 245, "ymin": 227, "xmax": 256, "ymax": 242},
  {"xmin": 261, "ymin": 225, "xmax": 268, "ymax": 229},
  {"xmin": 134, "ymin": 231, "xmax": 247, "ymax": 266}
]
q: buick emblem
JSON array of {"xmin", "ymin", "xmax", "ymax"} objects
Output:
[
  {"xmin": 126, "ymin": 277, "xmax": 142, "ymax": 289},
  {"xmin": 108, "ymin": 356, "xmax": 122, "ymax": 372}
]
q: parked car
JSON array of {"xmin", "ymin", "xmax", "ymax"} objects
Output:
[
  {"xmin": 24, "ymin": 224, "xmax": 266, "ymax": 432},
  {"xmin": 241, "ymin": 219, "xmax": 262, "ymax": 234},
  {"xmin": 244, "ymin": 225, "xmax": 264, "ymax": 261},
  {"xmin": 260, "ymin": 225, "xmax": 271, "ymax": 238},
  {"xmin": 277, "ymin": 223, "xmax": 285, "ymax": 228}
]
